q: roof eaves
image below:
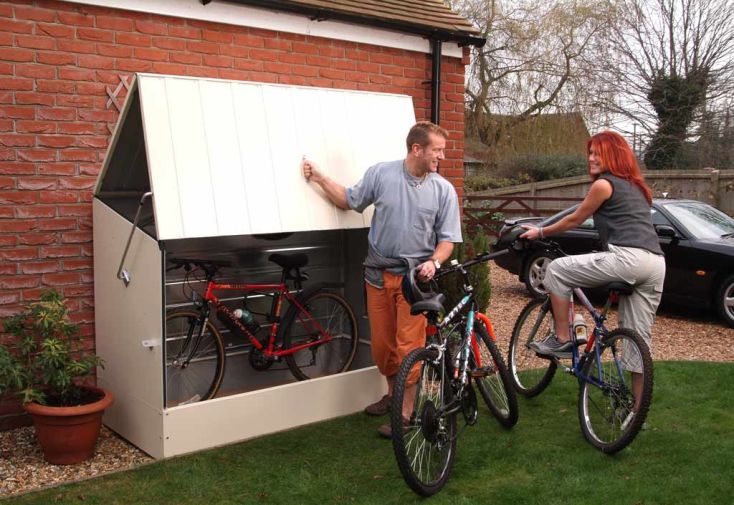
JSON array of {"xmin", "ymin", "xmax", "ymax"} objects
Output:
[{"xmin": 202, "ymin": 0, "xmax": 486, "ymax": 47}]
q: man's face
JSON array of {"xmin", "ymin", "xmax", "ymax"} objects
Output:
[{"xmin": 414, "ymin": 132, "xmax": 446, "ymax": 174}]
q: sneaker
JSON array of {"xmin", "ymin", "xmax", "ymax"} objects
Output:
[
  {"xmin": 529, "ymin": 335, "xmax": 575, "ymax": 358},
  {"xmin": 364, "ymin": 394, "xmax": 391, "ymax": 416},
  {"xmin": 377, "ymin": 417, "xmax": 410, "ymax": 439}
]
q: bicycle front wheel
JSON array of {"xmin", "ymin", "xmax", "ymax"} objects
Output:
[
  {"xmin": 282, "ymin": 290, "xmax": 358, "ymax": 381},
  {"xmin": 472, "ymin": 322, "xmax": 519, "ymax": 428},
  {"xmin": 165, "ymin": 311, "xmax": 225, "ymax": 407},
  {"xmin": 508, "ymin": 297, "xmax": 557, "ymax": 397},
  {"xmin": 578, "ymin": 328, "xmax": 653, "ymax": 454},
  {"xmin": 392, "ymin": 347, "xmax": 457, "ymax": 497}
]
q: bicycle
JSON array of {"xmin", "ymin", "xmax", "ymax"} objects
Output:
[
  {"xmin": 164, "ymin": 253, "xmax": 358, "ymax": 407},
  {"xmin": 507, "ymin": 239, "xmax": 653, "ymax": 454},
  {"xmin": 390, "ymin": 250, "xmax": 519, "ymax": 496}
]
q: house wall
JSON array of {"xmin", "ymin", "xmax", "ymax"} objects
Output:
[{"xmin": 0, "ymin": 0, "xmax": 469, "ymax": 428}]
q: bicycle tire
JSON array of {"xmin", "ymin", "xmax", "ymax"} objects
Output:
[
  {"xmin": 165, "ymin": 311, "xmax": 225, "ymax": 407},
  {"xmin": 391, "ymin": 347, "xmax": 457, "ymax": 497},
  {"xmin": 472, "ymin": 322, "xmax": 519, "ymax": 428},
  {"xmin": 281, "ymin": 289, "xmax": 358, "ymax": 381},
  {"xmin": 578, "ymin": 328, "xmax": 653, "ymax": 454},
  {"xmin": 508, "ymin": 297, "xmax": 557, "ymax": 397}
]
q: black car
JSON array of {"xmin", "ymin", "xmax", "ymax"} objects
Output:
[{"xmin": 493, "ymin": 199, "xmax": 734, "ymax": 327}]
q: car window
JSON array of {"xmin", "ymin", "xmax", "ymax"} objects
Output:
[
  {"xmin": 663, "ymin": 202, "xmax": 734, "ymax": 239},
  {"xmin": 651, "ymin": 208, "xmax": 672, "ymax": 227}
]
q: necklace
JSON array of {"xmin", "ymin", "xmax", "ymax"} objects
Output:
[{"xmin": 404, "ymin": 162, "xmax": 428, "ymax": 189}]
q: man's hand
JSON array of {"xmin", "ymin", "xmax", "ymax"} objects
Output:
[
  {"xmin": 302, "ymin": 157, "xmax": 323, "ymax": 183},
  {"xmin": 519, "ymin": 224, "xmax": 542, "ymax": 240},
  {"xmin": 416, "ymin": 259, "xmax": 437, "ymax": 282}
]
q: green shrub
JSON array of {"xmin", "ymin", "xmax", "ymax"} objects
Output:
[
  {"xmin": 437, "ymin": 226, "xmax": 492, "ymax": 313},
  {"xmin": 502, "ymin": 154, "xmax": 587, "ymax": 181}
]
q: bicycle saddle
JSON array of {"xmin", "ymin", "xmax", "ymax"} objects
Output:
[
  {"xmin": 606, "ymin": 281, "xmax": 635, "ymax": 295},
  {"xmin": 268, "ymin": 253, "xmax": 308, "ymax": 270},
  {"xmin": 409, "ymin": 293, "xmax": 446, "ymax": 316}
]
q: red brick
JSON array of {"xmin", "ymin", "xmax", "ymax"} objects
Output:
[
  {"xmin": 0, "ymin": 148, "xmax": 15, "ymax": 160},
  {"xmin": 0, "ymin": 47, "xmax": 32, "ymax": 62},
  {"xmin": 77, "ymin": 136, "xmax": 107, "ymax": 149},
  {"xmin": 249, "ymin": 48, "xmax": 278, "ymax": 61},
  {"xmin": 346, "ymin": 49, "xmax": 369, "ymax": 61},
  {"xmin": 76, "ymin": 82, "xmax": 107, "ymax": 95},
  {"xmin": 0, "ymin": 274, "xmax": 39, "ymax": 289},
  {"xmin": 58, "ymin": 67, "xmax": 97, "ymax": 81},
  {"xmin": 169, "ymin": 25, "xmax": 200, "ymax": 39},
  {"xmin": 15, "ymin": 92, "xmax": 54, "ymax": 106},
  {"xmin": 78, "ymin": 164, "xmax": 101, "ymax": 176},
  {"xmin": 16, "ymin": 121, "xmax": 55, "ymax": 134},
  {"xmin": 62, "ymin": 258, "xmax": 92, "ymax": 271},
  {"xmin": 20, "ymin": 260, "xmax": 59, "ymax": 274},
  {"xmin": 78, "ymin": 54, "xmax": 115, "ymax": 69},
  {"xmin": 291, "ymin": 65, "xmax": 318, "ymax": 78},
  {"xmin": 0, "ymin": 134, "xmax": 35, "ymax": 146},
  {"xmin": 233, "ymin": 34, "xmax": 264, "ymax": 48},
  {"xmin": 279, "ymin": 52, "xmax": 306, "ymax": 65},
  {"xmin": 37, "ymin": 135, "xmax": 77, "ymax": 148},
  {"xmin": 170, "ymin": 52, "xmax": 200, "ymax": 65},
  {"xmin": 58, "ymin": 39, "xmax": 96, "ymax": 54},
  {"xmin": 203, "ymin": 29, "xmax": 233, "ymax": 44},
  {"xmin": 152, "ymin": 37, "xmax": 185, "ymax": 51},
  {"xmin": 77, "ymin": 109, "xmax": 116, "ymax": 122},
  {"xmin": 187, "ymin": 40, "xmax": 219, "ymax": 54},
  {"xmin": 151, "ymin": 62, "xmax": 186, "ymax": 75},
  {"xmin": 203, "ymin": 54, "xmax": 232, "ymax": 68},
  {"xmin": 15, "ymin": 34, "xmax": 55, "ymax": 50},
  {"xmin": 0, "ymin": 106, "xmax": 34, "ymax": 119},
  {"xmin": 96, "ymin": 15, "xmax": 133, "ymax": 31},
  {"xmin": 217, "ymin": 69, "xmax": 252, "ymax": 81},
  {"xmin": 116, "ymin": 59, "xmax": 153, "ymax": 72},
  {"xmin": 382, "ymin": 65, "xmax": 404, "ymax": 77},
  {"xmin": 0, "ymin": 62, "xmax": 11, "ymax": 76},
  {"xmin": 0, "ymin": 218, "xmax": 36, "ymax": 231},
  {"xmin": 234, "ymin": 59, "xmax": 262, "ymax": 71},
  {"xmin": 59, "ymin": 177, "xmax": 96, "ymax": 190},
  {"xmin": 77, "ymin": 27, "xmax": 114, "ymax": 43},
  {"xmin": 264, "ymin": 38, "xmax": 291, "ymax": 51},
  {"xmin": 319, "ymin": 46, "xmax": 344, "ymax": 58},
  {"xmin": 14, "ymin": 5, "xmax": 55, "ymax": 22},
  {"xmin": 0, "ymin": 247, "xmax": 38, "ymax": 261},
  {"xmin": 293, "ymin": 42, "xmax": 319, "ymax": 55},
  {"xmin": 116, "ymin": 32, "xmax": 151, "ymax": 47},
  {"xmin": 58, "ymin": 205, "xmax": 91, "ymax": 217},
  {"xmin": 319, "ymin": 68, "xmax": 345, "ymax": 80},
  {"xmin": 278, "ymin": 75, "xmax": 307, "ymax": 86},
  {"xmin": 17, "ymin": 177, "xmax": 56, "ymax": 190},
  {"xmin": 0, "ymin": 176, "xmax": 12, "ymax": 188},
  {"xmin": 0, "ymin": 162, "xmax": 34, "ymax": 175},
  {"xmin": 18, "ymin": 233, "xmax": 55, "ymax": 245},
  {"xmin": 36, "ymin": 51, "xmax": 76, "ymax": 66},
  {"xmin": 220, "ymin": 45, "xmax": 248, "ymax": 58},
  {"xmin": 0, "ymin": 18, "xmax": 33, "ymax": 34},
  {"xmin": 58, "ymin": 122, "xmax": 96, "ymax": 135},
  {"xmin": 61, "ymin": 231, "xmax": 91, "ymax": 243},
  {"xmin": 371, "ymin": 53, "xmax": 393, "ymax": 64},
  {"xmin": 15, "ymin": 64, "xmax": 56, "ymax": 79},
  {"xmin": 37, "ymin": 163, "xmax": 76, "ymax": 176},
  {"xmin": 0, "ymin": 236, "xmax": 16, "ymax": 247},
  {"xmin": 186, "ymin": 66, "xmax": 218, "ymax": 78},
  {"xmin": 42, "ymin": 272, "xmax": 80, "ymax": 286},
  {"xmin": 38, "ymin": 107, "xmax": 75, "ymax": 121},
  {"xmin": 40, "ymin": 246, "xmax": 80, "ymax": 258},
  {"xmin": 15, "ymin": 205, "xmax": 55, "ymax": 218},
  {"xmin": 56, "ymin": 95, "xmax": 94, "ymax": 108},
  {"xmin": 0, "ymin": 119, "xmax": 11, "ymax": 131},
  {"xmin": 135, "ymin": 47, "xmax": 168, "ymax": 61},
  {"xmin": 136, "ymin": 20, "xmax": 167, "ymax": 36},
  {"xmin": 97, "ymin": 43, "xmax": 133, "ymax": 58},
  {"xmin": 35, "ymin": 23, "xmax": 74, "ymax": 38},
  {"xmin": 39, "ymin": 190, "xmax": 78, "ymax": 203}
]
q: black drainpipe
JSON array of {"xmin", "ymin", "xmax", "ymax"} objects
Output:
[{"xmin": 430, "ymin": 39, "xmax": 442, "ymax": 125}]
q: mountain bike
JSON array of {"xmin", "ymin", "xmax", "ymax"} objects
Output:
[
  {"xmin": 391, "ymin": 250, "xmax": 518, "ymax": 496},
  {"xmin": 164, "ymin": 253, "xmax": 358, "ymax": 407},
  {"xmin": 507, "ymin": 240, "xmax": 653, "ymax": 453}
]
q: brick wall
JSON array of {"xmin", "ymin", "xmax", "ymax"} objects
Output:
[{"xmin": 0, "ymin": 0, "xmax": 468, "ymax": 428}]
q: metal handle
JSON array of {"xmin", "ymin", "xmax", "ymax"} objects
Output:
[{"xmin": 117, "ymin": 192, "xmax": 152, "ymax": 286}]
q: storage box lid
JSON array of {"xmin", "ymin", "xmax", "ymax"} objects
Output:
[{"xmin": 95, "ymin": 73, "xmax": 415, "ymax": 241}]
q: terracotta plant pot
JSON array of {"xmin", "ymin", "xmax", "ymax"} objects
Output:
[{"xmin": 24, "ymin": 386, "xmax": 114, "ymax": 465}]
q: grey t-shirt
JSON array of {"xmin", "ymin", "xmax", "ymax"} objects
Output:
[{"xmin": 346, "ymin": 159, "xmax": 462, "ymax": 284}]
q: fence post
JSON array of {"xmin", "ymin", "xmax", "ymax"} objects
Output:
[{"xmin": 710, "ymin": 169, "xmax": 720, "ymax": 208}]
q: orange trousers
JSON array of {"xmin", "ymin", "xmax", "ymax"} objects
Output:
[{"xmin": 365, "ymin": 271, "xmax": 426, "ymax": 383}]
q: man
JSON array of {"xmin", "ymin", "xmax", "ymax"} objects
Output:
[{"xmin": 302, "ymin": 121, "xmax": 462, "ymax": 438}]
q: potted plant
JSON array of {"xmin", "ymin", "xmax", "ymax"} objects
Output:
[{"xmin": 0, "ymin": 289, "xmax": 113, "ymax": 465}]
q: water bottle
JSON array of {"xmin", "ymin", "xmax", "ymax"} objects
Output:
[
  {"xmin": 233, "ymin": 308, "xmax": 260, "ymax": 334},
  {"xmin": 572, "ymin": 313, "xmax": 587, "ymax": 345}
]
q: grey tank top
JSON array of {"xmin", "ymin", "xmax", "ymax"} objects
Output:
[{"xmin": 594, "ymin": 174, "xmax": 663, "ymax": 255}]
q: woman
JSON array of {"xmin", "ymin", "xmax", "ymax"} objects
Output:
[{"xmin": 520, "ymin": 130, "xmax": 665, "ymax": 409}]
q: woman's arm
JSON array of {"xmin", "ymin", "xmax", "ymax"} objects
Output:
[{"xmin": 521, "ymin": 179, "xmax": 612, "ymax": 240}]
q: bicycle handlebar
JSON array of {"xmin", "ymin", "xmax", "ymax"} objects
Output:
[{"xmin": 434, "ymin": 248, "xmax": 510, "ymax": 280}]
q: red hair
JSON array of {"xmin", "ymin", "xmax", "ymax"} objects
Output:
[{"xmin": 587, "ymin": 131, "xmax": 652, "ymax": 204}]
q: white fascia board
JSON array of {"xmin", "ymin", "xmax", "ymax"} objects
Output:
[{"xmin": 59, "ymin": 0, "xmax": 463, "ymax": 58}]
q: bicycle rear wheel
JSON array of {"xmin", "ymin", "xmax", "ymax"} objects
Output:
[
  {"xmin": 472, "ymin": 322, "xmax": 519, "ymax": 428},
  {"xmin": 392, "ymin": 347, "xmax": 457, "ymax": 497},
  {"xmin": 165, "ymin": 311, "xmax": 225, "ymax": 407},
  {"xmin": 508, "ymin": 297, "xmax": 557, "ymax": 397},
  {"xmin": 578, "ymin": 328, "xmax": 653, "ymax": 454},
  {"xmin": 282, "ymin": 290, "xmax": 358, "ymax": 381}
]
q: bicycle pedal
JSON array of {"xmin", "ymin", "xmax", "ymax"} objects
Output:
[{"xmin": 469, "ymin": 367, "xmax": 494, "ymax": 378}]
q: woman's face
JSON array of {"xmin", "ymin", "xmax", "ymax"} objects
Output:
[{"xmin": 588, "ymin": 146, "xmax": 607, "ymax": 177}]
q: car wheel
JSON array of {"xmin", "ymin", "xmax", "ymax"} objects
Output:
[
  {"xmin": 523, "ymin": 250, "xmax": 558, "ymax": 299},
  {"xmin": 716, "ymin": 274, "xmax": 734, "ymax": 328}
]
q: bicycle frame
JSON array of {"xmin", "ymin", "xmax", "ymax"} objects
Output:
[{"xmin": 201, "ymin": 279, "xmax": 334, "ymax": 359}]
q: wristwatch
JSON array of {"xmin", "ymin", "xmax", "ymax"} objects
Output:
[{"xmin": 432, "ymin": 258, "xmax": 441, "ymax": 270}]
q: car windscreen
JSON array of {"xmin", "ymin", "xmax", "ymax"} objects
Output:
[{"xmin": 663, "ymin": 202, "xmax": 734, "ymax": 239}]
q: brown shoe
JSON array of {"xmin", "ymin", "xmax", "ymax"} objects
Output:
[
  {"xmin": 364, "ymin": 394, "xmax": 391, "ymax": 416},
  {"xmin": 377, "ymin": 417, "xmax": 410, "ymax": 439}
]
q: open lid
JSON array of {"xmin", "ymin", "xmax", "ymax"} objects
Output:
[{"xmin": 95, "ymin": 73, "xmax": 416, "ymax": 241}]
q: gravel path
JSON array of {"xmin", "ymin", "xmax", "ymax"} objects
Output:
[{"xmin": 1, "ymin": 266, "xmax": 732, "ymax": 498}]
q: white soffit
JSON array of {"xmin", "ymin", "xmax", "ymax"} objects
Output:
[
  {"xmin": 118, "ymin": 73, "xmax": 414, "ymax": 240},
  {"xmin": 59, "ymin": 0, "xmax": 464, "ymax": 58}
]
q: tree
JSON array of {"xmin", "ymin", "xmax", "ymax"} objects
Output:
[
  {"xmin": 602, "ymin": 0, "xmax": 734, "ymax": 169},
  {"xmin": 449, "ymin": 0, "xmax": 614, "ymax": 148}
]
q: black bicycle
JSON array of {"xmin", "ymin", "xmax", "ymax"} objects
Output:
[{"xmin": 391, "ymin": 250, "xmax": 519, "ymax": 496}]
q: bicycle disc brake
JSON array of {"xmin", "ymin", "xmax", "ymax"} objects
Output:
[{"xmin": 460, "ymin": 386, "xmax": 478, "ymax": 425}]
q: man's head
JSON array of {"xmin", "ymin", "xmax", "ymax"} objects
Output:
[{"xmin": 406, "ymin": 121, "xmax": 448, "ymax": 174}]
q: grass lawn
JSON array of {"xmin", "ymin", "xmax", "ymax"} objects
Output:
[{"xmin": 5, "ymin": 361, "xmax": 733, "ymax": 505}]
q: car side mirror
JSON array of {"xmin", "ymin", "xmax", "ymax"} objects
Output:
[{"xmin": 655, "ymin": 225, "xmax": 677, "ymax": 239}]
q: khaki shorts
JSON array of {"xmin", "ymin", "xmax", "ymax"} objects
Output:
[{"xmin": 544, "ymin": 245, "xmax": 665, "ymax": 371}]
